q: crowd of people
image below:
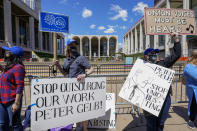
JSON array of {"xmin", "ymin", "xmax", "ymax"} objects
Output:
[{"xmin": 0, "ymin": 32, "xmax": 197, "ymax": 131}]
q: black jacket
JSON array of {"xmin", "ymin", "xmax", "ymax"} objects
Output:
[{"xmin": 157, "ymin": 42, "xmax": 181, "ymax": 68}]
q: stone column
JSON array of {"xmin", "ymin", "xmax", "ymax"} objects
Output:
[
  {"xmin": 128, "ymin": 33, "xmax": 130, "ymax": 54},
  {"xmin": 98, "ymin": 38, "xmax": 100, "ymax": 58},
  {"xmin": 182, "ymin": 0, "xmax": 189, "ymax": 57},
  {"xmin": 107, "ymin": 38, "xmax": 109, "ymax": 56},
  {"xmin": 16, "ymin": 17, "xmax": 20, "ymax": 45},
  {"xmin": 135, "ymin": 27, "xmax": 138, "ymax": 53},
  {"xmin": 29, "ymin": 17, "xmax": 35, "ymax": 49},
  {"xmin": 154, "ymin": 35, "xmax": 159, "ymax": 49},
  {"xmin": 49, "ymin": 33, "xmax": 53, "ymax": 52},
  {"xmin": 146, "ymin": 35, "xmax": 150, "ymax": 49},
  {"xmin": 131, "ymin": 31, "xmax": 134, "ymax": 54},
  {"xmin": 3, "ymin": 0, "xmax": 12, "ymax": 43},
  {"xmin": 165, "ymin": 0, "xmax": 171, "ymax": 57},
  {"xmin": 80, "ymin": 38, "xmax": 83, "ymax": 56},
  {"xmin": 39, "ymin": 31, "xmax": 43, "ymax": 51},
  {"xmin": 89, "ymin": 38, "xmax": 92, "ymax": 59},
  {"xmin": 140, "ymin": 23, "xmax": 144, "ymax": 52}
]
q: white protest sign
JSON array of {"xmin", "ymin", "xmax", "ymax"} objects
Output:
[
  {"xmin": 119, "ymin": 59, "xmax": 175, "ymax": 116},
  {"xmin": 144, "ymin": 8, "xmax": 197, "ymax": 35},
  {"xmin": 31, "ymin": 77, "xmax": 106, "ymax": 131},
  {"xmin": 88, "ymin": 93, "xmax": 116, "ymax": 129}
]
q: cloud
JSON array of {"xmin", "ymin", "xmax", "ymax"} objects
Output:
[
  {"xmin": 110, "ymin": 4, "xmax": 128, "ymax": 21},
  {"xmin": 98, "ymin": 26, "xmax": 106, "ymax": 30},
  {"xmin": 90, "ymin": 24, "xmax": 96, "ymax": 29},
  {"xmin": 120, "ymin": 26, "xmax": 126, "ymax": 30},
  {"xmin": 132, "ymin": 2, "xmax": 148, "ymax": 15},
  {"xmin": 104, "ymin": 27, "xmax": 115, "ymax": 33},
  {"xmin": 59, "ymin": 0, "xmax": 67, "ymax": 4},
  {"xmin": 82, "ymin": 8, "xmax": 93, "ymax": 18}
]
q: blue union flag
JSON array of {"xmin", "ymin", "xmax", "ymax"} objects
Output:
[{"xmin": 40, "ymin": 12, "xmax": 69, "ymax": 33}]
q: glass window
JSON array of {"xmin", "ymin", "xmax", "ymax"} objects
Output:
[
  {"xmin": 12, "ymin": 15, "xmax": 16, "ymax": 44},
  {"xmin": 19, "ymin": 18, "xmax": 27, "ymax": 45}
]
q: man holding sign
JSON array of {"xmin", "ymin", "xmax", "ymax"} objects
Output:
[{"xmin": 143, "ymin": 32, "xmax": 181, "ymax": 131}]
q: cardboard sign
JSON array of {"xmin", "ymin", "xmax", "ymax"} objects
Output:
[
  {"xmin": 119, "ymin": 59, "xmax": 175, "ymax": 116},
  {"xmin": 88, "ymin": 93, "xmax": 116, "ymax": 129},
  {"xmin": 31, "ymin": 77, "xmax": 106, "ymax": 131},
  {"xmin": 144, "ymin": 8, "xmax": 197, "ymax": 35}
]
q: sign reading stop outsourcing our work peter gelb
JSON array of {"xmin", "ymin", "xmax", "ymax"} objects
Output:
[
  {"xmin": 119, "ymin": 59, "xmax": 175, "ymax": 117},
  {"xmin": 31, "ymin": 77, "xmax": 106, "ymax": 131},
  {"xmin": 40, "ymin": 12, "xmax": 69, "ymax": 33},
  {"xmin": 88, "ymin": 93, "xmax": 116, "ymax": 129},
  {"xmin": 144, "ymin": 8, "xmax": 196, "ymax": 35}
]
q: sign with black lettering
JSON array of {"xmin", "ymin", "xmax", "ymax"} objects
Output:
[
  {"xmin": 31, "ymin": 77, "xmax": 106, "ymax": 131},
  {"xmin": 88, "ymin": 93, "xmax": 116, "ymax": 129},
  {"xmin": 144, "ymin": 8, "xmax": 197, "ymax": 35},
  {"xmin": 119, "ymin": 59, "xmax": 175, "ymax": 116}
]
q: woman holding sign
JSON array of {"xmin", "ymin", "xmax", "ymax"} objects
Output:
[
  {"xmin": 184, "ymin": 50, "xmax": 197, "ymax": 129},
  {"xmin": 143, "ymin": 32, "xmax": 181, "ymax": 131},
  {"xmin": 53, "ymin": 39, "xmax": 94, "ymax": 131},
  {"xmin": 0, "ymin": 46, "xmax": 25, "ymax": 131}
]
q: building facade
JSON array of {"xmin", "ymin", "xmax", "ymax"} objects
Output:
[
  {"xmin": 0, "ymin": 0, "xmax": 65, "ymax": 59},
  {"xmin": 71, "ymin": 35, "xmax": 118, "ymax": 59},
  {"xmin": 123, "ymin": 0, "xmax": 197, "ymax": 58}
]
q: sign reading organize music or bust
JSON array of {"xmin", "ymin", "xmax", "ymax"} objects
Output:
[
  {"xmin": 144, "ymin": 8, "xmax": 196, "ymax": 35},
  {"xmin": 31, "ymin": 77, "xmax": 106, "ymax": 131},
  {"xmin": 119, "ymin": 59, "xmax": 175, "ymax": 117},
  {"xmin": 40, "ymin": 12, "xmax": 69, "ymax": 33},
  {"xmin": 88, "ymin": 93, "xmax": 116, "ymax": 129}
]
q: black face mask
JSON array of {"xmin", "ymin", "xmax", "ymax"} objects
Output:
[
  {"xmin": 148, "ymin": 54, "xmax": 158, "ymax": 63},
  {"xmin": 69, "ymin": 46, "xmax": 78, "ymax": 53}
]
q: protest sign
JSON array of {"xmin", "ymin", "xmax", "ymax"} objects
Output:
[
  {"xmin": 88, "ymin": 93, "xmax": 116, "ymax": 129},
  {"xmin": 31, "ymin": 77, "xmax": 106, "ymax": 131},
  {"xmin": 144, "ymin": 8, "xmax": 196, "ymax": 35},
  {"xmin": 119, "ymin": 59, "xmax": 175, "ymax": 116}
]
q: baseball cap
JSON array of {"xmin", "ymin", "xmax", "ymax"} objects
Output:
[
  {"xmin": 2, "ymin": 46, "xmax": 24, "ymax": 57},
  {"xmin": 144, "ymin": 48, "xmax": 160, "ymax": 55},
  {"xmin": 66, "ymin": 39, "xmax": 78, "ymax": 46}
]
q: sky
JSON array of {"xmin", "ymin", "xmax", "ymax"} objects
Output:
[{"xmin": 41, "ymin": 0, "xmax": 154, "ymax": 48}]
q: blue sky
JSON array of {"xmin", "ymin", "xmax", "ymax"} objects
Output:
[{"xmin": 41, "ymin": 0, "xmax": 154, "ymax": 47}]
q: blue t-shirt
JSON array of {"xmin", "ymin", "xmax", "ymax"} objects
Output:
[{"xmin": 63, "ymin": 55, "xmax": 91, "ymax": 78}]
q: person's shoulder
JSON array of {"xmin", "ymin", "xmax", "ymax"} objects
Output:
[{"xmin": 14, "ymin": 64, "xmax": 24, "ymax": 69}]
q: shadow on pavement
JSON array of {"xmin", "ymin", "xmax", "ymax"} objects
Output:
[
  {"xmin": 172, "ymin": 106, "xmax": 188, "ymax": 122},
  {"xmin": 122, "ymin": 113, "xmax": 146, "ymax": 131}
]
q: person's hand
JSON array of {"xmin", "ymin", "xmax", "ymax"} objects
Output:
[
  {"xmin": 77, "ymin": 74, "xmax": 86, "ymax": 81},
  {"xmin": 170, "ymin": 32, "xmax": 179, "ymax": 42},
  {"xmin": 53, "ymin": 59, "xmax": 60, "ymax": 66},
  {"xmin": 11, "ymin": 103, "xmax": 20, "ymax": 112}
]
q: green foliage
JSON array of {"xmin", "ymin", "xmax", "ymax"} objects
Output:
[{"xmin": 34, "ymin": 51, "xmax": 65, "ymax": 59}]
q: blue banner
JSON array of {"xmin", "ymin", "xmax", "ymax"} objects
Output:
[{"xmin": 40, "ymin": 12, "xmax": 69, "ymax": 33}]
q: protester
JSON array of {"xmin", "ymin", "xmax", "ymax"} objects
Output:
[
  {"xmin": 53, "ymin": 39, "xmax": 94, "ymax": 131},
  {"xmin": 183, "ymin": 50, "xmax": 197, "ymax": 129},
  {"xmin": 143, "ymin": 32, "xmax": 181, "ymax": 131},
  {"xmin": 0, "ymin": 46, "xmax": 25, "ymax": 131}
]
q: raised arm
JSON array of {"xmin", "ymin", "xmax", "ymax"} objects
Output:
[
  {"xmin": 53, "ymin": 60, "xmax": 67, "ymax": 77},
  {"xmin": 161, "ymin": 33, "xmax": 181, "ymax": 68}
]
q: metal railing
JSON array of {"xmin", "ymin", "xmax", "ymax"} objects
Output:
[{"xmin": 23, "ymin": 73, "xmax": 187, "ymax": 114}]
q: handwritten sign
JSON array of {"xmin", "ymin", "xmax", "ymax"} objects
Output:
[
  {"xmin": 144, "ymin": 8, "xmax": 197, "ymax": 35},
  {"xmin": 31, "ymin": 77, "xmax": 106, "ymax": 131},
  {"xmin": 88, "ymin": 93, "xmax": 116, "ymax": 129},
  {"xmin": 119, "ymin": 59, "xmax": 175, "ymax": 116}
]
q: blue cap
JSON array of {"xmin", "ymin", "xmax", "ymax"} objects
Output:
[
  {"xmin": 2, "ymin": 46, "xmax": 24, "ymax": 57},
  {"xmin": 144, "ymin": 48, "xmax": 160, "ymax": 55},
  {"xmin": 66, "ymin": 39, "xmax": 77, "ymax": 46}
]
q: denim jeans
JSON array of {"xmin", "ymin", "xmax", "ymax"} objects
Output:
[
  {"xmin": 0, "ymin": 100, "xmax": 23, "ymax": 131},
  {"xmin": 145, "ymin": 95, "xmax": 171, "ymax": 131}
]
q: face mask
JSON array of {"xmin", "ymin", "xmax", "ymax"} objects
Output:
[
  {"xmin": 69, "ymin": 46, "xmax": 77, "ymax": 53},
  {"xmin": 148, "ymin": 54, "xmax": 158, "ymax": 63}
]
